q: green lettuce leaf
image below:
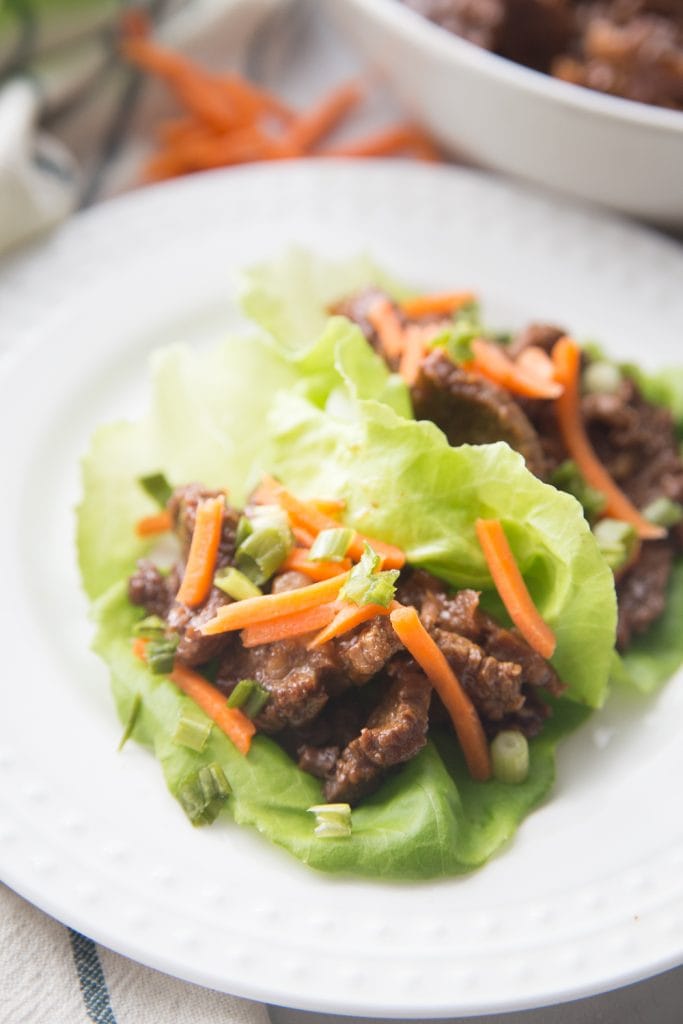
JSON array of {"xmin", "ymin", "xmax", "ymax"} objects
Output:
[{"xmin": 269, "ymin": 393, "xmax": 617, "ymax": 708}]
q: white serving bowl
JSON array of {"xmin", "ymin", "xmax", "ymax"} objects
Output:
[{"xmin": 326, "ymin": 0, "xmax": 683, "ymax": 228}]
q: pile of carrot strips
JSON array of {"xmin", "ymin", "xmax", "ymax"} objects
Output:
[{"xmin": 119, "ymin": 17, "xmax": 440, "ymax": 182}]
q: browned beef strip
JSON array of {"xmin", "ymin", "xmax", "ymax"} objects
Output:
[
  {"xmin": 507, "ymin": 322, "xmax": 566, "ymax": 359},
  {"xmin": 432, "ymin": 627, "xmax": 525, "ymax": 719},
  {"xmin": 168, "ymin": 587, "xmax": 234, "ymax": 666},
  {"xmin": 411, "ymin": 349, "xmax": 547, "ymax": 476},
  {"xmin": 168, "ymin": 484, "xmax": 240, "ymax": 568},
  {"xmin": 128, "ymin": 560, "xmax": 177, "ymax": 619},
  {"xmin": 616, "ymin": 541, "xmax": 673, "ymax": 649},
  {"xmin": 333, "ymin": 615, "xmax": 403, "ymax": 687},
  {"xmin": 270, "ymin": 571, "xmax": 312, "ymax": 593},
  {"xmin": 323, "ymin": 663, "xmax": 432, "ymax": 803}
]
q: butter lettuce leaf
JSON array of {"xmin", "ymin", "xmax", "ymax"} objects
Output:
[{"xmin": 269, "ymin": 392, "xmax": 617, "ymax": 708}]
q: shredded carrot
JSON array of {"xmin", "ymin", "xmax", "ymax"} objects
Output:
[
  {"xmin": 321, "ymin": 123, "xmax": 439, "ymax": 161},
  {"xmin": 474, "ymin": 518, "xmax": 557, "ymax": 660},
  {"xmin": 282, "ymin": 549, "xmax": 352, "ymax": 581},
  {"xmin": 201, "ymin": 571, "xmax": 351, "ymax": 636},
  {"xmin": 468, "ymin": 338, "xmax": 563, "ymax": 400},
  {"xmin": 256, "ymin": 476, "xmax": 406, "ymax": 570},
  {"xmin": 389, "ymin": 605, "xmax": 491, "ymax": 781},
  {"xmin": 280, "ymin": 81, "xmax": 362, "ymax": 153},
  {"xmin": 552, "ymin": 337, "xmax": 666, "ymax": 540},
  {"xmin": 241, "ymin": 603, "xmax": 338, "ymax": 648},
  {"xmin": 308, "ymin": 602, "xmax": 390, "ymax": 648},
  {"xmin": 132, "ymin": 637, "xmax": 148, "ymax": 661},
  {"xmin": 310, "ymin": 497, "xmax": 346, "ymax": 518},
  {"xmin": 514, "ymin": 345, "xmax": 557, "ymax": 382},
  {"xmin": 398, "ymin": 324, "xmax": 437, "ymax": 385},
  {"xmin": 175, "ymin": 496, "xmax": 224, "ymax": 608},
  {"xmin": 292, "ymin": 524, "xmax": 317, "ymax": 548},
  {"xmin": 400, "ymin": 291, "xmax": 476, "ymax": 319},
  {"xmin": 367, "ymin": 297, "xmax": 406, "ymax": 359},
  {"xmin": 135, "ymin": 510, "xmax": 172, "ymax": 537},
  {"xmin": 170, "ymin": 663, "xmax": 255, "ymax": 755}
]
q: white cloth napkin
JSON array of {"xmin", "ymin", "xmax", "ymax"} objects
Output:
[{"xmin": 1, "ymin": 883, "xmax": 270, "ymax": 1024}]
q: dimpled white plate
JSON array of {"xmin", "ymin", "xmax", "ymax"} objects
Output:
[{"xmin": 1, "ymin": 162, "xmax": 683, "ymax": 1019}]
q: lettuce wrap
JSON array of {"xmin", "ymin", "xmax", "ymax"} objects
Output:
[{"xmin": 78, "ymin": 255, "xmax": 673, "ymax": 881}]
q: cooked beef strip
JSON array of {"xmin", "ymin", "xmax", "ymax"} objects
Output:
[
  {"xmin": 333, "ymin": 615, "xmax": 403, "ymax": 687},
  {"xmin": 128, "ymin": 560, "xmax": 178, "ymax": 619},
  {"xmin": 411, "ymin": 349, "xmax": 547, "ymax": 476},
  {"xmin": 616, "ymin": 541, "xmax": 673, "ymax": 649},
  {"xmin": 432, "ymin": 627, "xmax": 525, "ymax": 720},
  {"xmin": 168, "ymin": 587, "xmax": 234, "ymax": 667},
  {"xmin": 329, "ymin": 287, "xmax": 400, "ymax": 361},
  {"xmin": 507, "ymin": 322, "xmax": 566, "ymax": 359},
  {"xmin": 323, "ymin": 663, "xmax": 432, "ymax": 803}
]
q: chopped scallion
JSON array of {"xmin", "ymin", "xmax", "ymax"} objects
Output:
[
  {"xmin": 177, "ymin": 762, "xmax": 231, "ymax": 826},
  {"xmin": 227, "ymin": 679, "xmax": 269, "ymax": 719},
  {"xmin": 138, "ymin": 472, "xmax": 173, "ymax": 508},
  {"xmin": 248, "ymin": 504, "xmax": 290, "ymax": 533},
  {"xmin": 146, "ymin": 633, "xmax": 180, "ymax": 674},
  {"xmin": 643, "ymin": 496, "xmax": 683, "ymax": 528},
  {"xmin": 491, "ymin": 730, "xmax": 529, "ymax": 784},
  {"xmin": 234, "ymin": 515, "xmax": 253, "ymax": 549},
  {"xmin": 339, "ymin": 543, "xmax": 400, "ymax": 607},
  {"xmin": 214, "ymin": 566, "xmax": 263, "ymax": 601},
  {"xmin": 172, "ymin": 706, "xmax": 212, "ymax": 752},
  {"xmin": 236, "ymin": 526, "xmax": 291, "ymax": 585},
  {"xmin": 132, "ymin": 614, "xmax": 167, "ymax": 639},
  {"xmin": 582, "ymin": 360, "xmax": 623, "ymax": 396},
  {"xmin": 308, "ymin": 527, "xmax": 354, "ymax": 563},
  {"xmin": 593, "ymin": 518, "xmax": 638, "ymax": 571},
  {"xmin": 307, "ymin": 803, "xmax": 352, "ymax": 839},
  {"xmin": 118, "ymin": 693, "xmax": 142, "ymax": 752}
]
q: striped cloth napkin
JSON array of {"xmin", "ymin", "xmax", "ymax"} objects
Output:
[
  {"xmin": 1, "ymin": 882, "xmax": 270, "ymax": 1024},
  {"xmin": 0, "ymin": 0, "xmax": 286, "ymax": 253}
]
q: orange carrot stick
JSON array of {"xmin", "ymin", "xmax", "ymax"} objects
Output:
[
  {"xmin": 389, "ymin": 605, "xmax": 491, "ymax": 781},
  {"xmin": 256, "ymin": 476, "xmax": 406, "ymax": 570},
  {"xmin": 552, "ymin": 337, "xmax": 666, "ymax": 540},
  {"xmin": 175, "ymin": 496, "xmax": 224, "ymax": 608},
  {"xmin": 320, "ymin": 123, "xmax": 438, "ymax": 160},
  {"xmin": 515, "ymin": 345, "xmax": 556, "ymax": 382},
  {"xmin": 311, "ymin": 497, "xmax": 346, "ymax": 518},
  {"xmin": 475, "ymin": 518, "xmax": 557, "ymax": 660},
  {"xmin": 282, "ymin": 549, "xmax": 352, "ymax": 580},
  {"xmin": 398, "ymin": 324, "xmax": 439, "ymax": 385},
  {"xmin": 468, "ymin": 338, "xmax": 563, "ymax": 400},
  {"xmin": 132, "ymin": 637, "xmax": 148, "ymax": 661},
  {"xmin": 135, "ymin": 510, "xmax": 172, "ymax": 537},
  {"xmin": 308, "ymin": 602, "xmax": 389, "ymax": 648},
  {"xmin": 170, "ymin": 663, "xmax": 255, "ymax": 755},
  {"xmin": 400, "ymin": 291, "xmax": 476, "ymax": 319},
  {"xmin": 240, "ymin": 603, "xmax": 338, "ymax": 648},
  {"xmin": 292, "ymin": 524, "xmax": 317, "ymax": 548},
  {"xmin": 367, "ymin": 297, "xmax": 406, "ymax": 359},
  {"xmin": 201, "ymin": 571, "xmax": 352, "ymax": 636},
  {"xmin": 281, "ymin": 81, "xmax": 362, "ymax": 152}
]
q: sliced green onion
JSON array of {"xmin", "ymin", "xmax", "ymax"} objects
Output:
[
  {"xmin": 491, "ymin": 730, "xmax": 529, "ymax": 784},
  {"xmin": 138, "ymin": 471, "xmax": 173, "ymax": 508},
  {"xmin": 146, "ymin": 633, "xmax": 180, "ymax": 674},
  {"xmin": 308, "ymin": 527, "xmax": 354, "ymax": 563},
  {"xmin": 177, "ymin": 762, "xmax": 231, "ymax": 826},
  {"xmin": 339, "ymin": 543, "xmax": 400, "ymax": 608},
  {"xmin": 643, "ymin": 496, "xmax": 683, "ymax": 528},
  {"xmin": 582, "ymin": 360, "xmax": 623, "ymax": 396},
  {"xmin": 227, "ymin": 679, "xmax": 269, "ymax": 719},
  {"xmin": 132, "ymin": 614, "xmax": 167, "ymax": 639},
  {"xmin": 236, "ymin": 526, "xmax": 291, "ymax": 585},
  {"xmin": 117, "ymin": 693, "xmax": 142, "ymax": 752},
  {"xmin": 213, "ymin": 566, "xmax": 263, "ymax": 601},
  {"xmin": 307, "ymin": 803, "xmax": 352, "ymax": 839},
  {"xmin": 593, "ymin": 518, "xmax": 638, "ymax": 571},
  {"xmin": 234, "ymin": 514, "xmax": 253, "ymax": 549},
  {"xmin": 248, "ymin": 504, "xmax": 290, "ymax": 533},
  {"xmin": 550, "ymin": 459, "xmax": 607, "ymax": 522},
  {"xmin": 172, "ymin": 706, "xmax": 212, "ymax": 752}
]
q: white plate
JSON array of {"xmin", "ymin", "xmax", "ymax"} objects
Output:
[{"xmin": 1, "ymin": 162, "xmax": 683, "ymax": 1019}]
